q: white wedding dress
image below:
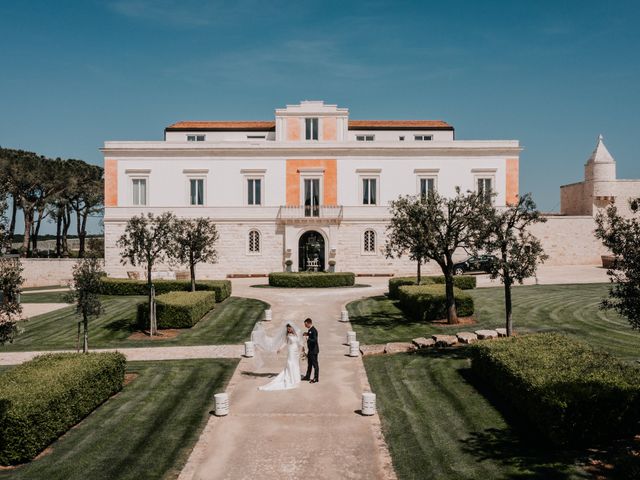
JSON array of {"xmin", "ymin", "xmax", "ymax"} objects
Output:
[{"xmin": 258, "ymin": 333, "xmax": 302, "ymax": 391}]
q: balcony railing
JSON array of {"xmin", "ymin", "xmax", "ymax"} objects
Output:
[{"xmin": 277, "ymin": 205, "xmax": 343, "ymax": 224}]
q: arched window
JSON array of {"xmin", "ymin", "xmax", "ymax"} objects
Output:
[
  {"xmin": 363, "ymin": 230, "xmax": 376, "ymax": 253},
  {"xmin": 248, "ymin": 230, "xmax": 261, "ymax": 254}
]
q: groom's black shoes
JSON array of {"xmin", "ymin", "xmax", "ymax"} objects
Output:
[
  {"xmin": 310, "ymin": 379, "xmax": 318, "ymax": 384},
  {"xmin": 301, "ymin": 376, "xmax": 310, "ymax": 381}
]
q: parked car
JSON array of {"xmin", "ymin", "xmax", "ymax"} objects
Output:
[{"xmin": 453, "ymin": 255, "xmax": 498, "ymax": 275}]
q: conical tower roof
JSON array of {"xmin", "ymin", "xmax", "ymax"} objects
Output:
[{"xmin": 587, "ymin": 134, "xmax": 615, "ymax": 164}]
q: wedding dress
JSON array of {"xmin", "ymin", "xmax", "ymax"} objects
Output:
[{"xmin": 252, "ymin": 323, "xmax": 302, "ymax": 391}]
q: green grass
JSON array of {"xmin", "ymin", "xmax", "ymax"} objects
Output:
[
  {"xmin": 20, "ymin": 292, "xmax": 70, "ymax": 303},
  {"xmin": 2, "ymin": 296, "xmax": 268, "ymax": 351},
  {"xmin": 364, "ymin": 350, "xmax": 590, "ymax": 480},
  {"xmin": 348, "ymin": 284, "xmax": 640, "ymax": 361},
  {"xmin": 0, "ymin": 359, "xmax": 238, "ymax": 480}
]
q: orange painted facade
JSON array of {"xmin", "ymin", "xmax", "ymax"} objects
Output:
[
  {"xmin": 286, "ymin": 118, "xmax": 301, "ymax": 141},
  {"xmin": 506, "ymin": 158, "xmax": 519, "ymax": 206},
  {"xmin": 285, "ymin": 159, "xmax": 337, "ymax": 206},
  {"xmin": 104, "ymin": 159, "xmax": 118, "ymax": 207},
  {"xmin": 322, "ymin": 117, "xmax": 337, "ymax": 141}
]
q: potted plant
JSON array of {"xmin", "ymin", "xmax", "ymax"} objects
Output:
[
  {"xmin": 285, "ymin": 259, "xmax": 293, "ymax": 272},
  {"xmin": 328, "ymin": 259, "xmax": 336, "ymax": 273}
]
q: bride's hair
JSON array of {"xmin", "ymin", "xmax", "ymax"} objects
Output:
[{"xmin": 286, "ymin": 324, "xmax": 294, "ymax": 334}]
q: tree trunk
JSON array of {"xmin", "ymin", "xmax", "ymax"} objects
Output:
[
  {"xmin": 147, "ymin": 264, "xmax": 154, "ymax": 336},
  {"xmin": 56, "ymin": 214, "xmax": 62, "ymax": 257},
  {"xmin": 83, "ymin": 314, "xmax": 89, "ymax": 353},
  {"xmin": 76, "ymin": 321, "xmax": 81, "ymax": 352},
  {"xmin": 78, "ymin": 210, "xmax": 88, "ymax": 258},
  {"xmin": 61, "ymin": 207, "xmax": 71, "ymax": 257},
  {"xmin": 21, "ymin": 209, "xmax": 33, "ymax": 257},
  {"xmin": 504, "ymin": 276, "xmax": 513, "ymax": 336},
  {"xmin": 445, "ymin": 270, "xmax": 459, "ymax": 324},
  {"xmin": 8, "ymin": 199, "xmax": 17, "ymax": 245},
  {"xmin": 75, "ymin": 208, "xmax": 82, "ymax": 257},
  {"xmin": 32, "ymin": 209, "xmax": 44, "ymax": 252},
  {"xmin": 190, "ymin": 252, "xmax": 196, "ymax": 292},
  {"xmin": 416, "ymin": 258, "xmax": 422, "ymax": 285}
]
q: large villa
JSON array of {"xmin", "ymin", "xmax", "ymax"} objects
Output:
[{"xmin": 102, "ymin": 100, "xmax": 521, "ymax": 277}]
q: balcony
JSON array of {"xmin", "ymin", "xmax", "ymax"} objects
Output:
[{"xmin": 277, "ymin": 205, "xmax": 343, "ymax": 224}]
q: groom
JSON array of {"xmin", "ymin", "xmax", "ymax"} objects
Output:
[{"xmin": 302, "ymin": 318, "xmax": 319, "ymax": 383}]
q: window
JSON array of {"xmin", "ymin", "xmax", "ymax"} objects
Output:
[
  {"xmin": 414, "ymin": 135, "xmax": 433, "ymax": 141},
  {"xmin": 419, "ymin": 177, "xmax": 436, "ymax": 199},
  {"xmin": 356, "ymin": 135, "xmax": 375, "ymax": 142},
  {"xmin": 248, "ymin": 230, "xmax": 261, "ymax": 254},
  {"xmin": 399, "ymin": 136, "xmax": 405, "ymax": 141},
  {"xmin": 305, "ymin": 118, "xmax": 319, "ymax": 140},
  {"xmin": 247, "ymin": 135, "xmax": 266, "ymax": 139},
  {"xmin": 132, "ymin": 178, "xmax": 147, "ymax": 206},
  {"xmin": 189, "ymin": 178, "xmax": 204, "ymax": 206},
  {"xmin": 187, "ymin": 135, "xmax": 205, "ymax": 142},
  {"xmin": 477, "ymin": 177, "xmax": 493, "ymax": 203},
  {"xmin": 247, "ymin": 178, "xmax": 262, "ymax": 205},
  {"xmin": 362, "ymin": 178, "xmax": 377, "ymax": 205},
  {"xmin": 363, "ymin": 230, "xmax": 376, "ymax": 254}
]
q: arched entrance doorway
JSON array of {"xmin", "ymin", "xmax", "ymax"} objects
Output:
[{"xmin": 298, "ymin": 231, "xmax": 325, "ymax": 272}]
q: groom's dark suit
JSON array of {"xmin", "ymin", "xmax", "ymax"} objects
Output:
[{"xmin": 305, "ymin": 326, "xmax": 319, "ymax": 382}]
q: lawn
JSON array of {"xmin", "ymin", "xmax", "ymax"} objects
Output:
[
  {"xmin": 2, "ymin": 296, "xmax": 268, "ymax": 351},
  {"xmin": 20, "ymin": 291, "xmax": 70, "ymax": 303},
  {"xmin": 348, "ymin": 283, "xmax": 640, "ymax": 361},
  {"xmin": 364, "ymin": 350, "xmax": 590, "ymax": 480},
  {"xmin": 0, "ymin": 359, "xmax": 238, "ymax": 480}
]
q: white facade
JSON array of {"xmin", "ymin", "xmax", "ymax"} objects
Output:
[{"xmin": 103, "ymin": 101, "xmax": 521, "ymax": 278}]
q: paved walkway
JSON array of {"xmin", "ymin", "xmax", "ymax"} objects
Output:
[
  {"xmin": 180, "ymin": 277, "xmax": 396, "ymax": 480},
  {"xmin": 0, "ymin": 345, "xmax": 244, "ymax": 365}
]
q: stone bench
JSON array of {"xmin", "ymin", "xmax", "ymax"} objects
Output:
[
  {"xmin": 456, "ymin": 332, "xmax": 478, "ymax": 344},
  {"xmin": 475, "ymin": 329, "xmax": 499, "ymax": 340}
]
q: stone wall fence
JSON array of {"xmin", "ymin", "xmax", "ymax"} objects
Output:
[{"xmin": 19, "ymin": 258, "xmax": 104, "ymax": 288}]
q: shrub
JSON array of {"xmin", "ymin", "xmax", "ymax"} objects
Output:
[
  {"xmin": 137, "ymin": 291, "xmax": 216, "ymax": 329},
  {"xmin": 470, "ymin": 333, "xmax": 640, "ymax": 446},
  {"xmin": 99, "ymin": 278, "xmax": 231, "ymax": 302},
  {"xmin": 388, "ymin": 275, "xmax": 476, "ymax": 299},
  {"xmin": 0, "ymin": 352, "xmax": 126, "ymax": 465},
  {"xmin": 397, "ymin": 284, "xmax": 474, "ymax": 321},
  {"xmin": 268, "ymin": 272, "xmax": 356, "ymax": 288}
]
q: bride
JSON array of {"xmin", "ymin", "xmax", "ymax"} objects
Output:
[{"xmin": 252, "ymin": 322, "xmax": 302, "ymax": 391}]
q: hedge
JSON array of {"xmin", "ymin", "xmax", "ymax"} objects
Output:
[
  {"xmin": 99, "ymin": 278, "xmax": 231, "ymax": 302},
  {"xmin": 470, "ymin": 333, "xmax": 640, "ymax": 446},
  {"xmin": 388, "ymin": 275, "xmax": 476, "ymax": 299},
  {"xmin": 0, "ymin": 352, "xmax": 126, "ymax": 465},
  {"xmin": 137, "ymin": 291, "xmax": 216, "ymax": 329},
  {"xmin": 268, "ymin": 272, "xmax": 356, "ymax": 288},
  {"xmin": 397, "ymin": 284, "xmax": 474, "ymax": 321}
]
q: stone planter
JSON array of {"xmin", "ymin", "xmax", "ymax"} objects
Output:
[
  {"xmin": 347, "ymin": 331, "xmax": 357, "ymax": 344},
  {"xmin": 244, "ymin": 341, "xmax": 255, "ymax": 358},
  {"xmin": 601, "ymin": 255, "xmax": 617, "ymax": 268},
  {"xmin": 349, "ymin": 341, "xmax": 360, "ymax": 357},
  {"xmin": 362, "ymin": 392, "xmax": 376, "ymax": 415}
]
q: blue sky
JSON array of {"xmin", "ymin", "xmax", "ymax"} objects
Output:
[{"xmin": 1, "ymin": 0, "xmax": 639, "ymax": 234}]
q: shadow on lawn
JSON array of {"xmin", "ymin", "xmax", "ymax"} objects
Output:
[
  {"xmin": 457, "ymin": 365, "xmax": 591, "ymax": 479},
  {"xmin": 349, "ymin": 296, "xmax": 422, "ymax": 329}
]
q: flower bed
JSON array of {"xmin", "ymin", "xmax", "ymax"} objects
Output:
[
  {"xmin": 470, "ymin": 333, "xmax": 640, "ymax": 445},
  {"xmin": 388, "ymin": 275, "xmax": 476, "ymax": 299},
  {"xmin": 268, "ymin": 272, "xmax": 356, "ymax": 288},
  {"xmin": 99, "ymin": 278, "xmax": 231, "ymax": 302},
  {"xmin": 397, "ymin": 284, "xmax": 474, "ymax": 321},
  {"xmin": 137, "ymin": 291, "xmax": 216, "ymax": 329},
  {"xmin": 0, "ymin": 352, "xmax": 126, "ymax": 465}
]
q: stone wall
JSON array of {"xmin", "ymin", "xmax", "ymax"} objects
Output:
[
  {"xmin": 532, "ymin": 215, "xmax": 607, "ymax": 266},
  {"xmin": 560, "ymin": 182, "xmax": 590, "ymax": 215},
  {"xmin": 20, "ymin": 259, "xmax": 98, "ymax": 288}
]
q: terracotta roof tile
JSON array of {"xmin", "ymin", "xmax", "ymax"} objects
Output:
[
  {"xmin": 348, "ymin": 120, "xmax": 452, "ymax": 130},
  {"xmin": 166, "ymin": 121, "xmax": 275, "ymax": 131},
  {"xmin": 165, "ymin": 119, "xmax": 453, "ymax": 132}
]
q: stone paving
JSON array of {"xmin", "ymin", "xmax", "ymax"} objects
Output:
[{"xmin": 180, "ymin": 277, "xmax": 396, "ymax": 480}]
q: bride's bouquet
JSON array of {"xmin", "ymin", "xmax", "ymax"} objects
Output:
[{"xmin": 301, "ymin": 348, "xmax": 307, "ymax": 360}]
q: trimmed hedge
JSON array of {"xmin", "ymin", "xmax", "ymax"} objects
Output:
[
  {"xmin": 397, "ymin": 284, "xmax": 474, "ymax": 321},
  {"xmin": 268, "ymin": 272, "xmax": 356, "ymax": 288},
  {"xmin": 388, "ymin": 275, "xmax": 476, "ymax": 299},
  {"xmin": 137, "ymin": 291, "xmax": 216, "ymax": 329},
  {"xmin": 470, "ymin": 333, "xmax": 640, "ymax": 446},
  {"xmin": 99, "ymin": 278, "xmax": 231, "ymax": 302},
  {"xmin": 0, "ymin": 352, "xmax": 126, "ymax": 465}
]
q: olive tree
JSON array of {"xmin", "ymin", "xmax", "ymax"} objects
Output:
[
  {"xmin": 170, "ymin": 218, "xmax": 218, "ymax": 291},
  {"xmin": 595, "ymin": 199, "xmax": 640, "ymax": 331},
  {"xmin": 481, "ymin": 194, "xmax": 548, "ymax": 336},
  {"xmin": 117, "ymin": 212, "xmax": 176, "ymax": 335},
  {"xmin": 385, "ymin": 195, "xmax": 431, "ymax": 285},
  {"xmin": 0, "ymin": 258, "xmax": 24, "ymax": 345},
  {"xmin": 65, "ymin": 258, "xmax": 104, "ymax": 352}
]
